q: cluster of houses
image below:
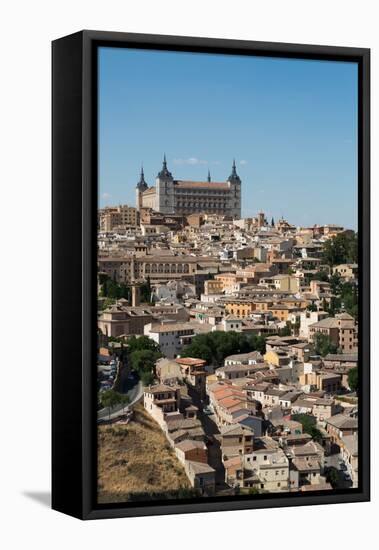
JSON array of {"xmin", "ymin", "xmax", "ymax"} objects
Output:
[
  {"xmin": 144, "ymin": 357, "xmax": 215, "ymax": 495},
  {"xmin": 97, "ymin": 206, "xmax": 359, "ymax": 495},
  {"xmin": 142, "ymin": 344, "xmax": 358, "ymax": 494},
  {"xmin": 98, "ymin": 207, "xmax": 358, "ymax": 356}
]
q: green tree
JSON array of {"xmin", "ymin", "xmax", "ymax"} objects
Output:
[
  {"xmin": 129, "ymin": 349, "xmax": 157, "ymax": 373},
  {"xmin": 100, "ymin": 297, "xmax": 116, "ymax": 310},
  {"xmin": 127, "ymin": 337, "xmax": 162, "ymax": 385},
  {"xmin": 278, "ymin": 323, "xmax": 292, "ymax": 337},
  {"xmin": 340, "ymin": 282, "xmax": 358, "ymax": 319},
  {"xmin": 348, "ymin": 367, "xmax": 358, "ymax": 392},
  {"xmin": 140, "ymin": 276, "xmax": 153, "ymax": 303},
  {"xmin": 250, "ymin": 335, "xmax": 266, "ymax": 354},
  {"xmin": 119, "ymin": 393, "xmax": 130, "ymax": 412},
  {"xmin": 100, "ymin": 389, "xmax": 119, "ymax": 420},
  {"xmin": 140, "ymin": 370, "xmax": 155, "ymax": 386},
  {"xmin": 327, "ymin": 296, "xmax": 342, "ymax": 317},
  {"xmin": 322, "ymin": 232, "xmax": 358, "ymax": 267},
  {"xmin": 127, "ymin": 335, "xmax": 161, "ymax": 354},
  {"xmin": 101, "ymin": 277, "xmax": 130, "ymax": 300},
  {"xmin": 310, "ymin": 270, "xmax": 329, "ymax": 282},
  {"xmin": 181, "ymin": 331, "xmax": 266, "ymax": 367},
  {"xmin": 100, "ymin": 390, "xmax": 130, "ymax": 420},
  {"xmin": 292, "ymin": 413, "xmax": 323, "ymax": 443},
  {"xmin": 313, "ymin": 333, "xmax": 339, "ymax": 357},
  {"xmin": 325, "ymin": 467, "xmax": 340, "ymax": 488},
  {"xmin": 99, "ymin": 275, "xmax": 154, "ymax": 304},
  {"xmin": 181, "ymin": 339, "xmax": 214, "ymax": 365},
  {"xmin": 330, "ymin": 272, "xmax": 342, "ymax": 294},
  {"xmin": 98, "ymin": 272, "xmax": 109, "ymax": 286}
]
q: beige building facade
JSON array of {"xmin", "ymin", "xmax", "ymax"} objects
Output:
[
  {"xmin": 99, "ymin": 204, "xmax": 138, "ymax": 231},
  {"xmin": 98, "ymin": 254, "xmax": 216, "ymax": 285},
  {"xmin": 136, "ymin": 157, "xmax": 241, "ymax": 218},
  {"xmin": 309, "ymin": 312, "xmax": 358, "ymax": 353}
]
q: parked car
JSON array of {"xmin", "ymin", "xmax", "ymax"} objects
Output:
[{"xmin": 203, "ymin": 406, "xmax": 213, "ymax": 415}]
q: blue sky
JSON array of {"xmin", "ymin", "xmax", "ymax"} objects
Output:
[{"xmin": 99, "ymin": 47, "xmax": 358, "ymax": 229}]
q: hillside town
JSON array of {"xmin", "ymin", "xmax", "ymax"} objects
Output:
[{"xmin": 97, "ymin": 159, "xmax": 359, "ymax": 501}]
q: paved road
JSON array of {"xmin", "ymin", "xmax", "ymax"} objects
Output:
[{"xmin": 97, "ymin": 373, "xmax": 143, "ymax": 422}]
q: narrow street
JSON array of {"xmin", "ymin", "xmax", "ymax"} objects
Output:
[{"xmin": 186, "ymin": 385, "xmax": 231, "ymax": 493}]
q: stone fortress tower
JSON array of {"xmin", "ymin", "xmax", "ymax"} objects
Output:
[
  {"xmin": 135, "ymin": 165, "xmax": 149, "ymax": 211},
  {"xmin": 154, "ymin": 154, "xmax": 175, "ymax": 214}
]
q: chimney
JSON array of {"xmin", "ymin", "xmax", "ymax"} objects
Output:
[{"xmin": 131, "ymin": 285, "xmax": 140, "ymax": 307}]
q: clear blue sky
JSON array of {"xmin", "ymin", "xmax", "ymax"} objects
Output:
[{"xmin": 99, "ymin": 47, "xmax": 358, "ymax": 229}]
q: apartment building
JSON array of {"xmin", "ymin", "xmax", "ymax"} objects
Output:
[
  {"xmin": 99, "ymin": 204, "xmax": 138, "ymax": 231},
  {"xmin": 309, "ymin": 312, "xmax": 358, "ymax": 353},
  {"xmin": 144, "ymin": 322, "xmax": 195, "ymax": 358}
]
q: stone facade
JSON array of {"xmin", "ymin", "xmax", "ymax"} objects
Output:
[
  {"xmin": 136, "ymin": 156, "xmax": 242, "ymax": 218},
  {"xmin": 99, "ymin": 204, "xmax": 138, "ymax": 231}
]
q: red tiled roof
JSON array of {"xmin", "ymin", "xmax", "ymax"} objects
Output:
[{"xmin": 218, "ymin": 396, "xmax": 246, "ymax": 409}]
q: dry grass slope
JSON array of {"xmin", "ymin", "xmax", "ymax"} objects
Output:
[{"xmin": 98, "ymin": 404, "xmax": 191, "ymax": 503}]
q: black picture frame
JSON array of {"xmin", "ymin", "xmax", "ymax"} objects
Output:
[{"xmin": 52, "ymin": 30, "xmax": 370, "ymax": 520}]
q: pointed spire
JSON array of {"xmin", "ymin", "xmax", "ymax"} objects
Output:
[
  {"xmin": 228, "ymin": 159, "xmax": 241, "ymax": 183},
  {"xmin": 158, "ymin": 153, "xmax": 172, "ymax": 179},
  {"xmin": 136, "ymin": 163, "xmax": 148, "ymax": 189},
  {"xmin": 207, "ymin": 169, "xmax": 211, "ymax": 182}
]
